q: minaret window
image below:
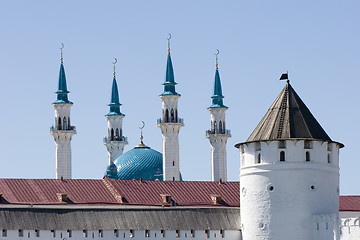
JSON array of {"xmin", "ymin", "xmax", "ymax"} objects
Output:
[
  {"xmin": 63, "ymin": 117, "xmax": 67, "ymax": 130},
  {"xmin": 280, "ymin": 151, "xmax": 285, "ymax": 161},
  {"xmin": 219, "ymin": 121, "xmax": 223, "ymax": 134},
  {"xmin": 120, "ymin": 129, "xmax": 123, "ymax": 138},
  {"xmin": 171, "ymin": 109, "xmax": 175, "ymax": 122},
  {"xmin": 214, "ymin": 121, "xmax": 217, "ymax": 134},
  {"xmin": 175, "ymin": 109, "xmax": 178, "ymax": 122},
  {"xmin": 165, "ymin": 109, "xmax": 169, "ymax": 122},
  {"xmin": 58, "ymin": 117, "xmax": 62, "ymax": 130},
  {"xmin": 115, "ymin": 128, "xmax": 120, "ymax": 139},
  {"xmin": 111, "ymin": 129, "xmax": 114, "ymax": 141},
  {"xmin": 306, "ymin": 151, "xmax": 310, "ymax": 162},
  {"xmin": 328, "ymin": 153, "xmax": 331, "ymax": 163}
]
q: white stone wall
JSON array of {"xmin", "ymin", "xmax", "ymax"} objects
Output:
[
  {"xmin": 104, "ymin": 115, "xmax": 127, "ymax": 164},
  {"xmin": 239, "ymin": 140, "xmax": 341, "ymax": 240},
  {"xmin": 0, "ymin": 229, "xmax": 241, "ymax": 240},
  {"xmin": 340, "ymin": 217, "xmax": 360, "ymax": 240}
]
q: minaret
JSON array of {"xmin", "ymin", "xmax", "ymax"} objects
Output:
[
  {"xmin": 50, "ymin": 44, "xmax": 76, "ymax": 179},
  {"xmin": 103, "ymin": 58, "xmax": 128, "ymax": 165},
  {"xmin": 206, "ymin": 50, "xmax": 231, "ymax": 182},
  {"xmin": 157, "ymin": 34, "xmax": 184, "ymax": 181},
  {"xmin": 235, "ymin": 75, "xmax": 344, "ymax": 240}
]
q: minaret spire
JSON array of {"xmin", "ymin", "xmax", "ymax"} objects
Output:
[
  {"xmin": 157, "ymin": 34, "xmax": 184, "ymax": 181},
  {"xmin": 206, "ymin": 50, "xmax": 231, "ymax": 182},
  {"xmin": 104, "ymin": 58, "xmax": 128, "ymax": 165},
  {"xmin": 50, "ymin": 43, "xmax": 76, "ymax": 179}
]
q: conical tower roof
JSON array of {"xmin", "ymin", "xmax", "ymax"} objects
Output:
[
  {"xmin": 53, "ymin": 63, "xmax": 72, "ymax": 104},
  {"xmin": 107, "ymin": 76, "xmax": 124, "ymax": 116},
  {"xmin": 246, "ymin": 82, "xmax": 334, "ymax": 142}
]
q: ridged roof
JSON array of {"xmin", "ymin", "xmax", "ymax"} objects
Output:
[{"xmin": 246, "ymin": 82, "xmax": 332, "ymax": 142}]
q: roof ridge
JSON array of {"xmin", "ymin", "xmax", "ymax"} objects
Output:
[{"xmin": 102, "ymin": 177, "xmax": 123, "ymax": 203}]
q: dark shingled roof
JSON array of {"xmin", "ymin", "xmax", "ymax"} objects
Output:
[{"xmin": 246, "ymin": 82, "xmax": 332, "ymax": 142}]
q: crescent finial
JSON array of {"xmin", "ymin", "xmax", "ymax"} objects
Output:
[
  {"xmin": 140, "ymin": 121, "xmax": 145, "ymax": 130},
  {"xmin": 215, "ymin": 49, "xmax": 220, "ymax": 70},
  {"xmin": 167, "ymin": 33, "xmax": 172, "ymax": 55},
  {"xmin": 112, "ymin": 58, "xmax": 117, "ymax": 77},
  {"xmin": 60, "ymin": 43, "xmax": 64, "ymax": 64}
]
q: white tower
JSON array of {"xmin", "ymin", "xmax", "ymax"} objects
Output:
[
  {"xmin": 235, "ymin": 78, "xmax": 344, "ymax": 240},
  {"xmin": 103, "ymin": 58, "xmax": 128, "ymax": 165},
  {"xmin": 157, "ymin": 35, "xmax": 183, "ymax": 181},
  {"xmin": 50, "ymin": 45, "xmax": 76, "ymax": 179},
  {"xmin": 206, "ymin": 51, "xmax": 231, "ymax": 182}
]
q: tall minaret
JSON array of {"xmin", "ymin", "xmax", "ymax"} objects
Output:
[
  {"xmin": 103, "ymin": 58, "xmax": 128, "ymax": 165},
  {"xmin": 157, "ymin": 34, "xmax": 184, "ymax": 181},
  {"xmin": 50, "ymin": 44, "xmax": 76, "ymax": 179},
  {"xmin": 206, "ymin": 50, "xmax": 231, "ymax": 182}
]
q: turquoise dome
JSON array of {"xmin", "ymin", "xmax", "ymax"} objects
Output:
[{"xmin": 107, "ymin": 145, "xmax": 163, "ymax": 181}]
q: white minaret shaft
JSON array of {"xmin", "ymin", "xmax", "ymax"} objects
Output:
[
  {"xmin": 206, "ymin": 59, "xmax": 230, "ymax": 182},
  {"xmin": 103, "ymin": 59, "xmax": 128, "ymax": 164},
  {"xmin": 157, "ymin": 42, "xmax": 183, "ymax": 181},
  {"xmin": 50, "ymin": 48, "xmax": 76, "ymax": 179}
]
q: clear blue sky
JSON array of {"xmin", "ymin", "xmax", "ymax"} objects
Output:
[{"xmin": 0, "ymin": 1, "xmax": 359, "ymax": 195}]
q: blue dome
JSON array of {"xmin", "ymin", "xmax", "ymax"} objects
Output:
[{"xmin": 109, "ymin": 146, "xmax": 163, "ymax": 181}]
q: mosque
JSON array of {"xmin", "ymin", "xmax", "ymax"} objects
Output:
[{"xmin": 0, "ymin": 40, "xmax": 360, "ymax": 240}]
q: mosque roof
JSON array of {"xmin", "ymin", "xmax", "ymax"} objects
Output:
[
  {"xmin": 244, "ymin": 81, "xmax": 341, "ymax": 145},
  {"xmin": 110, "ymin": 145, "xmax": 163, "ymax": 181}
]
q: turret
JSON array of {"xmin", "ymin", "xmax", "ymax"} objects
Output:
[
  {"xmin": 157, "ymin": 34, "xmax": 184, "ymax": 181},
  {"xmin": 206, "ymin": 50, "xmax": 231, "ymax": 182},
  {"xmin": 103, "ymin": 58, "xmax": 128, "ymax": 165},
  {"xmin": 235, "ymin": 75, "xmax": 344, "ymax": 240},
  {"xmin": 50, "ymin": 44, "xmax": 76, "ymax": 179}
]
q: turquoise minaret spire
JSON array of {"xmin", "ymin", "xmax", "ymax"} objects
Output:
[
  {"xmin": 104, "ymin": 58, "xmax": 128, "ymax": 165},
  {"xmin": 54, "ymin": 45, "xmax": 71, "ymax": 104},
  {"xmin": 161, "ymin": 35, "xmax": 180, "ymax": 96},
  {"xmin": 209, "ymin": 53, "xmax": 227, "ymax": 109}
]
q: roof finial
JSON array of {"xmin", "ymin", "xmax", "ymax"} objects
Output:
[
  {"xmin": 167, "ymin": 33, "xmax": 172, "ymax": 55},
  {"xmin": 279, "ymin": 71, "xmax": 290, "ymax": 83},
  {"xmin": 112, "ymin": 58, "xmax": 117, "ymax": 78},
  {"xmin": 136, "ymin": 121, "xmax": 146, "ymax": 148},
  {"xmin": 215, "ymin": 49, "xmax": 220, "ymax": 70},
  {"xmin": 60, "ymin": 43, "xmax": 64, "ymax": 64}
]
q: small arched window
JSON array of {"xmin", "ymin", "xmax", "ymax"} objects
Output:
[
  {"xmin": 63, "ymin": 117, "xmax": 67, "ymax": 130},
  {"xmin": 327, "ymin": 153, "xmax": 331, "ymax": 163},
  {"xmin": 120, "ymin": 129, "xmax": 123, "ymax": 138},
  {"xmin": 111, "ymin": 128, "xmax": 114, "ymax": 141},
  {"xmin": 257, "ymin": 153, "xmax": 261, "ymax": 164},
  {"xmin": 165, "ymin": 109, "xmax": 169, "ymax": 122},
  {"xmin": 115, "ymin": 128, "xmax": 120, "ymax": 138},
  {"xmin": 58, "ymin": 117, "xmax": 62, "ymax": 130},
  {"xmin": 306, "ymin": 151, "xmax": 310, "ymax": 162},
  {"xmin": 214, "ymin": 121, "xmax": 217, "ymax": 134},
  {"xmin": 170, "ymin": 109, "xmax": 175, "ymax": 122},
  {"xmin": 280, "ymin": 151, "xmax": 285, "ymax": 161},
  {"xmin": 219, "ymin": 121, "xmax": 223, "ymax": 134},
  {"xmin": 175, "ymin": 109, "xmax": 178, "ymax": 122}
]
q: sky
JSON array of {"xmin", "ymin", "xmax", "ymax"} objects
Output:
[{"xmin": 0, "ymin": 1, "xmax": 359, "ymax": 195}]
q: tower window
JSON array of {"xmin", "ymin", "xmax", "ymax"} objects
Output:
[
  {"xmin": 304, "ymin": 140, "xmax": 312, "ymax": 149},
  {"xmin": 219, "ymin": 121, "xmax": 223, "ymax": 134},
  {"xmin": 173, "ymin": 177, "xmax": 175, "ymax": 181},
  {"xmin": 115, "ymin": 128, "xmax": 120, "ymax": 138},
  {"xmin": 214, "ymin": 121, "xmax": 217, "ymax": 134},
  {"xmin": 161, "ymin": 230, "xmax": 165, "ymax": 237},
  {"xmin": 130, "ymin": 230, "xmax": 134, "ymax": 238},
  {"xmin": 176, "ymin": 230, "xmax": 180, "ymax": 238},
  {"xmin": 83, "ymin": 230, "xmax": 88, "ymax": 238},
  {"xmin": 328, "ymin": 153, "xmax": 331, "ymax": 163},
  {"xmin": 35, "ymin": 230, "xmax": 40, "ymax": 237},
  {"xmin": 114, "ymin": 230, "xmax": 119, "ymax": 238},
  {"xmin": 58, "ymin": 117, "xmax": 62, "ymax": 130},
  {"xmin": 165, "ymin": 109, "xmax": 169, "ymax": 122},
  {"xmin": 51, "ymin": 230, "xmax": 55, "ymax": 238},
  {"xmin": 145, "ymin": 230, "xmax": 150, "ymax": 237},
  {"xmin": 306, "ymin": 151, "xmax": 310, "ymax": 162},
  {"xmin": 280, "ymin": 151, "xmax": 285, "ymax": 161},
  {"xmin": 111, "ymin": 128, "xmax": 114, "ymax": 141},
  {"xmin": 99, "ymin": 230, "xmax": 103, "ymax": 238},
  {"xmin": 67, "ymin": 230, "xmax": 72, "ymax": 238},
  {"xmin": 172, "ymin": 161, "xmax": 175, "ymax": 166},
  {"xmin": 205, "ymin": 230, "xmax": 209, "ymax": 238},
  {"xmin": 190, "ymin": 230, "xmax": 195, "ymax": 238},
  {"xmin": 278, "ymin": 140, "xmax": 286, "ymax": 149},
  {"xmin": 175, "ymin": 109, "xmax": 178, "ymax": 122},
  {"xmin": 256, "ymin": 153, "xmax": 261, "ymax": 164}
]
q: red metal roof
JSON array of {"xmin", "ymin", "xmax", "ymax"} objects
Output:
[
  {"xmin": 0, "ymin": 178, "xmax": 359, "ymax": 211},
  {"xmin": 339, "ymin": 196, "xmax": 360, "ymax": 212}
]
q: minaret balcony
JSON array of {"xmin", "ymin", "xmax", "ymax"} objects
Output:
[
  {"xmin": 157, "ymin": 118, "xmax": 184, "ymax": 124},
  {"xmin": 206, "ymin": 129, "xmax": 231, "ymax": 137},
  {"xmin": 50, "ymin": 125, "xmax": 76, "ymax": 133},
  {"xmin": 103, "ymin": 136, "xmax": 128, "ymax": 143}
]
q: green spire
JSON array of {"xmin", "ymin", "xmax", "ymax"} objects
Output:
[
  {"xmin": 54, "ymin": 62, "xmax": 72, "ymax": 104},
  {"xmin": 209, "ymin": 52, "xmax": 227, "ymax": 108},
  {"xmin": 107, "ymin": 59, "xmax": 124, "ymax": 116},
  {"xmin": 161, "ymin": 34, "xmax": 180, "ymax": 96}
]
